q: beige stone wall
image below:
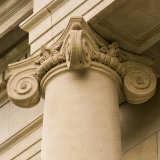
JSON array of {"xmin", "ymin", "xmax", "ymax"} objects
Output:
[
  {"xmin": 1, "ymin": 129, "xmax": 159, "ymax": 160},
  {"xmin": 0, "ymin": 100, "xmax": 43, "ymax": 159},
  {"xmin": 0, "ymin": 125, "xmax": 42, "ymax": 160},
  {"xmin": 120, "ymin": 79, "xmax": 160, "ymax": 153},
  {"xmin": 0, "ymin": 99, "xmax": 44, "ymax": 144}
]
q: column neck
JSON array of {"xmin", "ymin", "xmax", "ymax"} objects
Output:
[{"xmin": 40, "ymin": 61, "xmax": 122, "ymax": 100}]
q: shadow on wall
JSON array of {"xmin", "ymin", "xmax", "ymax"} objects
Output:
[{"xmin": 120, "ymin": 79, "xmax": 160, "ymax": 153}]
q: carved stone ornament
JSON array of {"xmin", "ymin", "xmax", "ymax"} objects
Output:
[
  {"xmin": 7, "ymin": 56, "xmax": 41, "ymax": 108},
  {"xmin": 7, "ymin": 17, "xmax": 157, "ymax": 108},
  {"xmin": 123, "ymin": 61, "xmax": 156, "ymax": 104}
]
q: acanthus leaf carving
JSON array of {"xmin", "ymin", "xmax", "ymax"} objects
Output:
[
  {"xmin": 34, "ymin": 41, "xmax": 65, "ymax": 79},
  {"xmin": 91, "ymin": 40, "xmax": 126, "ymax": 78},
  {"xmin": 34, "ymin": 45, "xmax": 52, "ymax": 65}
]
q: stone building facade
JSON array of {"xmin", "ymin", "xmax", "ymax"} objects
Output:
[{"xmin": 0, "ymin": 0, "xmax": 160, "ymax": 159}]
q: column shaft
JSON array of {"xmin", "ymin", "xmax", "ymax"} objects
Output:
[{"xmin": 41, "ymin": 68, "xmax": 121, "ymax": 160}]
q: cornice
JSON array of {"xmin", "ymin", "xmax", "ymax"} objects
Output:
[
  {"xmin": 7, "ymin": 17, "xmax": 157, "ymax": 108},
  {"xmin": 20, "ymin": 0, "xmax": 69, "ymax": 32},
  {"xmin": 0, "ymin": 0, "xmax": 32, "ymax": 26},
  {"xmin": 0, "ymin": 0, "xmax": 33, "ymax": 38}
]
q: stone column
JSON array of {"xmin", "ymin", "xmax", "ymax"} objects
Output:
[
  {"xmin": 41, "ymin": 64, "xmax": 122, "ymax": 160},
  {"xmin": 7, "ymin": 17, "xmax": 157, "ymax": 160}
]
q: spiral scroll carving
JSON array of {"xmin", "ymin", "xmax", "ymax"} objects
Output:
[
  {"xmin": 123, "ymin": 62, "xmax": 156, "ymax": 104},
  {"xmin": 7, "ymin": 72, "xmax": 40, "ymax": 108},
  {"xmin": 63, "ymin": 24, "xmax": 93, "ymax": 69}
]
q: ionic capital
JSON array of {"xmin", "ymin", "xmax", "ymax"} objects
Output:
[{"xmin": 7, "ymin": 17, "xmax": 156, "ymax": 107}]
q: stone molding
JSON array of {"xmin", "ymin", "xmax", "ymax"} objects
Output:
[
  {"xmin": 0, "ymin": 0, "xmax": 32, "ymax": 26},
  {"xmin": 99, "ymin": 20, "xmax": 160, "ymax": 47},
  {"xmin": 20, "ymin": 0, "xmax": 68, "ymax": 32},
  {"xmin": 7, "ymin": 17, "xmax": 157, "ymax": 108},
  {"xmin": 0, "ymin": 0, "xmax": 33, "ymax": 38},
  {"xmin": 0, "ymin": 115, "xmax": 43, "ymax": 155}
]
